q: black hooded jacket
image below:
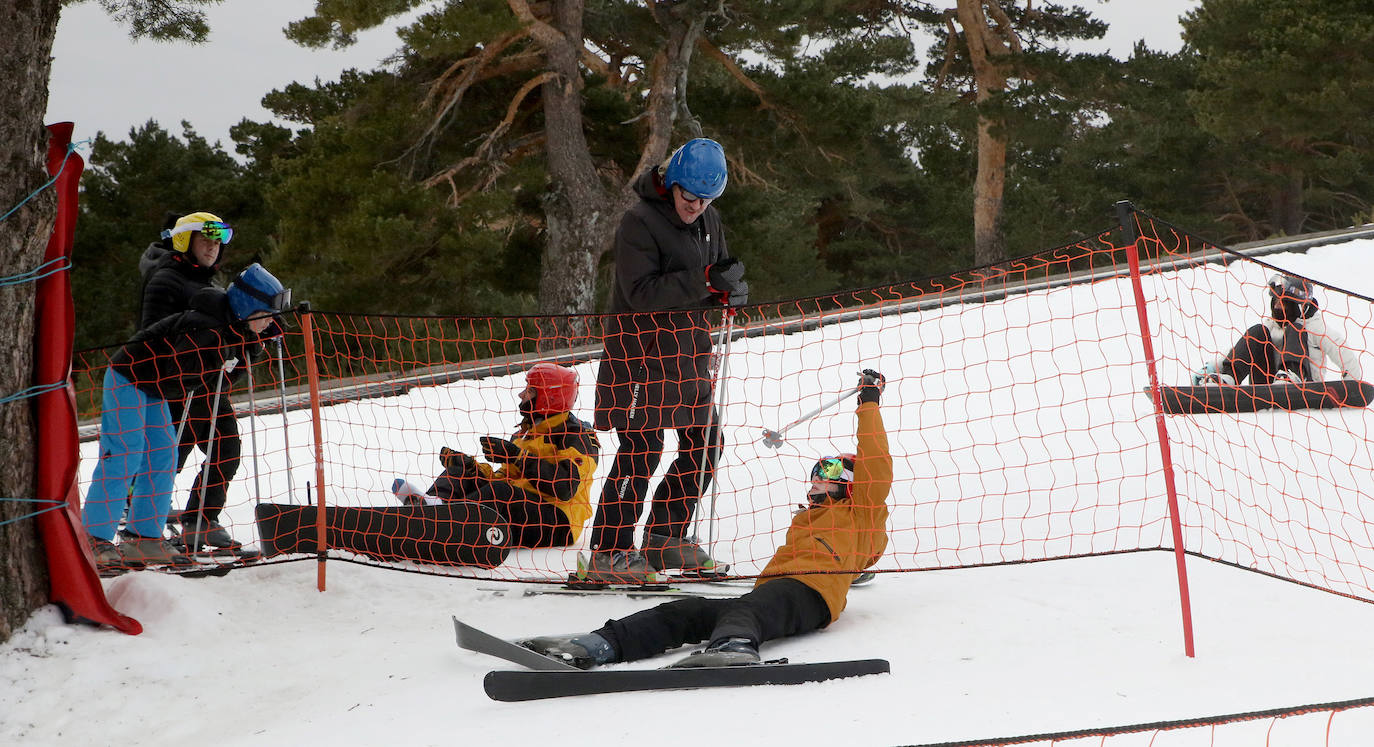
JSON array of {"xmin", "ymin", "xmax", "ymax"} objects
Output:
[
  {"xmin": 138, "ymin": 242, "xmax": 219, "ymax": 330},
  {"xmin": 593, "ymin": 168, "xmax": 734, "ymax": 432},
  {"xmin": 111, "ymin": 287, "xmax": 260, "ymax": 403}
]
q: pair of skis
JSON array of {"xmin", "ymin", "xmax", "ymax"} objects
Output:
[
  {"xmin": 486, "ymin": 570, "xmax": 876, "ymax": 600},
  {"xmin": 97, "ymin": 547, "xmax": 264, "ymax": 579},
  {"xmin": 454, "ymin": 618, "xmax": 889, "ymax": 701}
]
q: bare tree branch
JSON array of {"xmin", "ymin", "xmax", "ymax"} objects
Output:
[{"xmin": 422, "ymin": 71, "xmax": 556, "ymax": 202}]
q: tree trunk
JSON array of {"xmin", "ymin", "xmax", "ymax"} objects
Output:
[
  {"xmin": 1269, "ymin": 169, "xmax": 1305, "ymax": 236},
  {"xmin": 0, "ymin": 0, "xmax": 63, "ymax": 643},
  {"xmin": 523, "ymin": 0, "xmax": 616, "ymax": 320},
  {"xmin": 971, "ymin": 115, "xmax": 1008, "ymax": 265},
  {"xmin": 956, "ymin": 0, "xmax": 1016, "ymax": 266}
]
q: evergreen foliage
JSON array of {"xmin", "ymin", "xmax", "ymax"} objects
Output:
[
  {"xmin": 64, "ymin": 2, "xmax": 1374, "ymax": 346},
  {"xmin": 1182, "ymin": 0, "xmax": 1374, "ymax": 237}
]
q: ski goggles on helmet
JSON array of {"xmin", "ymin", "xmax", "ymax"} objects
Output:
[
  {"xmin": 810, "ymin": 457, "xmax": 854, "ymax": 483},
  {"xmin": 162, "ymin": 220, "xmax": 234, "ymax": 245},
  {"xmin": 239, "ymin": 284, "xmax": 292, "ymax": 314}
]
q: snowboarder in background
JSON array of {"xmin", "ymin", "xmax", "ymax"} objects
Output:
[
  {"xmin": 132, "ymin": 211, "xmax": 254, "ymax": 551},
  {"xmin": 392, "ymin": 363, "xmax": 600, "ymax": 548},
  {"xmin": 521, "ymin": 369, "xmax": 889, "ymax": 669},
  {"xmin": 588, "ymin": 137, "xmax": 749, "ymax": 584},
  {"xmin": 1194, "ymin": 273, "xmax": 1362, "ymax": 386},
  {"xmin": 84, "ymin": 264, "xmax": 288, "ymax": 569}
]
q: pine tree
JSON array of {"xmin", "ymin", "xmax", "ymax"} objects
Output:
[{"xmin": 1182, "ymin": 0, "xmax": 1374, "ymax": 237}]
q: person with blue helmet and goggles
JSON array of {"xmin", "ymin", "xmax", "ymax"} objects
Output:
[{"xmin": 587, "ymin": 137, "xmax": 748, "ymax": 585}]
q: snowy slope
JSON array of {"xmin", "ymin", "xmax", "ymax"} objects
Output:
[{"xmin": 4, "ymin": 240, "xmax": 1374, "ymax": 746}]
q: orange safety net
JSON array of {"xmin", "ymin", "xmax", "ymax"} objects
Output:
[{"xmin": 69, "ymin": 212, "xmax": 1374, "ymax": 610}]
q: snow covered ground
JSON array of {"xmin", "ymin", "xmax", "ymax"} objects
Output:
[{"xmin": 5, "ymin": 237, "xmax": 1374, "ymax": 746}]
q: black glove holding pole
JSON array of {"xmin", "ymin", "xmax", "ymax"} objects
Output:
[
  {"xmin": 706, "ymin": 257, "xmax": 749, "ymax": 306},
  {"xmin": 857, "ymin": 369, "xmax": 885, "ymax": 404}
]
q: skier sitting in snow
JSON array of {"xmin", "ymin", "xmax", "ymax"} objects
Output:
[
  {"xmin": 519, "ymin": 369, "xmax": 890, "ymax": 669},
  {"xmin": 393, "ymin": 363, "xmax": 599, "ymax": 549},
  {"xmin": 1193, "ymin": 273, "xmax": 1362, "ymax": 386}
]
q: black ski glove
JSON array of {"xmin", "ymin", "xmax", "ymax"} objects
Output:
[
  {"xmin": 439, "ymin": 447, "xmax": 480, "ymax": 478},
  {"xmin": 857, "ymin": 369, "xmax": 886, "ymax": 404},
  {"xmin": 706, "ymin": 257, "xmax": 745, "ymax": 292},
  {"xmin": 480, "ymin": 436, "xmax": 523, "ymax": 464}
]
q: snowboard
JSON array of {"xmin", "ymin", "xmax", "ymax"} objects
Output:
[
  {"xmin": 1151, "ymin": 379, "xmax": 1374, "ymax": 415},
  {"xmin": 254, "ymin": 500, "xmax": 510, "ymax": 569}
]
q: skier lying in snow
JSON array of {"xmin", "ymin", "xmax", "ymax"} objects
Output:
[
  {"xmin": 519, "ymin": 369, "xmax": 891, "ymax": 669},
  {"xmin": 1193, "ymin": 273, "xmax": 1362, "ymax": 386},
  {"xmin": 393, "ymin": 363, "xmax": 599, "ymax": 548}
]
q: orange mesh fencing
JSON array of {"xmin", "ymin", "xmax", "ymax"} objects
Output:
[{"xmin": 71, "ymin": 212, "xmax": 1374, "ymax": 610}]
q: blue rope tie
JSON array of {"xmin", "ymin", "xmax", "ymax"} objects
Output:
[
  {"xmin": 0, "ymin": 256, "xmax": 72, "ymax": 287},
  {"xmin": 0, "ymin": 139, "xmax": 90, "ymax": 225},
  {"xmin": 0, "ymin": 497, "xmax": 65, "ymax": 528},
  {"xmin": 0, "ymin": 381, "xmax": 68, "ymax": 406}
]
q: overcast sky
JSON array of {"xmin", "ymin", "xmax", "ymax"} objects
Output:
[{"xmin": 46, "ymin": 0, "xmax": 1199, "ymax": 150}]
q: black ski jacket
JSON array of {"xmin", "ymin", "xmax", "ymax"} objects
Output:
[
  {"xmin": 593, "ymin": 168, "xmax": 734, "ymax": 432},
  {"xmin": 138, "ymin": 243, "xmax": 219, "ymax": 330},
  {"xmin": 111, "ymin": 287, "xmax": 261, "ymax": 403}
]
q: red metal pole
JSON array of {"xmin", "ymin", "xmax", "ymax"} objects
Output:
[{"xmin": 1119, "ymin": 203, "xmax": 1196, "ymax": 657}]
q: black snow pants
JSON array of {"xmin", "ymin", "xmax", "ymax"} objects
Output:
[{"xmin": 594, "ymin": 578, "xmax": 831, "ymax": 663}]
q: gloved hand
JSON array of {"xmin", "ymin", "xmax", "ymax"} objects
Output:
[
  {"xmin": 439, "ymin": 446, "xmax": 479, "ymax": 477},
  {"xmin": 706, "ymin": 257, "xmax": 745, "ymax": 292},
  {"xmin": 718, "ymin": 280, "xmax": 748, "ymax": 307},
  {"xmin": 479, "ymin": 436, "xmax": 523, "ymax": 464},
  {"xmin": 857, "ymin": 368, "xmax": 886, "ymax": 404},
  {"xmin": 1274, "ymin": 368, "xmax": 1302, "ymax": 384},
  {"xmin": 1192, "ymin": 362, "xmax": 1235, "ymax": 386}
]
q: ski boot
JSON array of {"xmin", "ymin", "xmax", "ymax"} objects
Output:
[
  {"xmin": 517, "ymin": 633, "xmax": 616, "ymax": 670},
  {"xmin": 670, "ymin": 637, "xmax": 761, "ymax": 668},
  {"xmin": 643, "ymin": 533, "xmax": 730, "ymax": 577}
]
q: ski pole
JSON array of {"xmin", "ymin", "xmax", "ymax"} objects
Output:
[
  {"xmin": 143, "ymin": 387, "xmax": 196, "ymax": 535},
  {"xmin": 695, "ymin": 307, "xmax": 737, "ymax": 560},
  {"xmin": 246, "ymin": 350, "xmax": 263, "ymax": 505},
  {"xmin": 189, "ymin": 357, "xmax": 237, "ymax": 552},
  {"xmin": 274, "ymin": 337, "xmax": 297, "ymax": 503},
  {"xmin": 760, "ymin": 384, "xmax": 862, "ymax": 449}
]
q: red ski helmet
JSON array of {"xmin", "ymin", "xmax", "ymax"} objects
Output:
[
  {"xmin": 808, "ymin": 453, "xmax": 856, "ymax": 504},
  {"xmin": 525, "ymin": 363, "xmax": 579, "ymax": 415}
]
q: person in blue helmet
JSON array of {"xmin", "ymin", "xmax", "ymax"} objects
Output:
[
  {"xmin": 83, "ymin": 264, "xmax": 288, "ymax": 570},
  {"xmin": 1193, "ymin": 273, "xmax": 1362, "ymax": 386},
  {"xmin": 132, "ymin": 211, "xmax": 252, "ymax": 551},
  {"xmin": 588, "ymin": 137, "xmax": 749, "ymax": 584}
]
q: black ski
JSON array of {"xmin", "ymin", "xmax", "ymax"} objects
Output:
[
  {"xmin": 97, "ymin": 553, "xmax": 261, "ymax": 579},
  {"xmin": 482, "ymin": 658, "xmax": 891, "ymax": 701},
  {"xmin": 453, "ymin": 618, "xmax": 580, "ymax": 672}
]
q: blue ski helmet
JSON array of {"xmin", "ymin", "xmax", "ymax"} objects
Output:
[
  {"xmin": 228, "ymin": 263, "xmax": 290, "ymax": 321},
  {"xmin": 664, "ymin": 138, "xmax": 728, "ymax": 200}
]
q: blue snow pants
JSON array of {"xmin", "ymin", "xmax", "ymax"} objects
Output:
[{"xmin": 83, "ymin": 368, "xmax": 177, "ymax": 541}]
